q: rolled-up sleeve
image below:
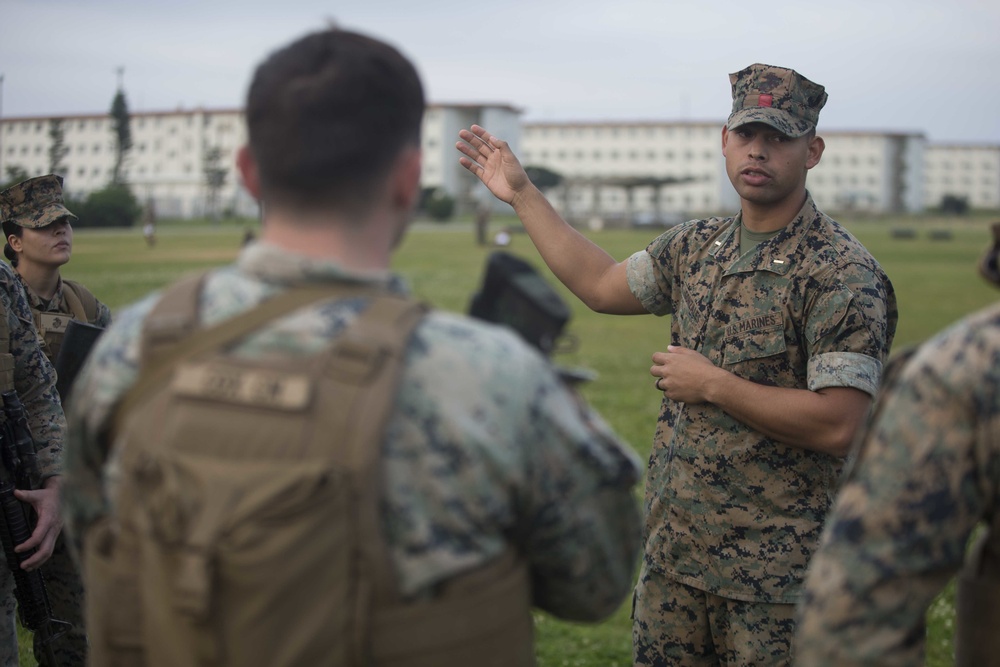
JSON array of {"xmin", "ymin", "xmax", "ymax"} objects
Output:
[{"xmin": 804, "ymin": 262, "xmax": 895, "ymax": 396}]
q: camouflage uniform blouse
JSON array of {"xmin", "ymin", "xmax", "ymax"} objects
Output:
[
  {"xmin": 16, "ymin": 274, "xmax": 112, "ymax": 328},
  {"xmin": 795, "ymin": 302, "xmax": 1000, "ymax": 665},
  {"xmin": 62, "ymin": 243, "xmax": 643, "ymax": 619},
  {"xmin": 0, "ymin": 262, "xmax": 65, "ymax": 479},
  {"xmin": 15, "ymin": 274, "xmax": 113, "ymax": 359},
  {"xmin": 625, "ymin": 194, "xmax": 897, "ymax": 603}
]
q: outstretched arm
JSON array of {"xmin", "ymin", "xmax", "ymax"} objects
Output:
[{"xmin": 457, "ymin": 125, "xmax": 645, "ymax": 315}]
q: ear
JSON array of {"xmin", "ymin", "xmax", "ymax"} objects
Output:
[
  {"xmin": 7, "ymin": 234, "xmax": 22, "ymax": 253},
  {"xmin": 721, "ymin": 126, "xmax": 730, "ymax": 157},
  {"xmin": 390, "ymin": 147, "xmax": 423, "ymax": 213},
  {"xmin": 806, "ymin": 134, "xmax": 825, "ymax": 170},
  {"xmin": 236, "ymin": 145, "xmax": 262, "ymax": 201}
]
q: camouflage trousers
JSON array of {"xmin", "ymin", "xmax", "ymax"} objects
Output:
[
  {"xmin": 33, "ymin": 533, "xmax": 87, "ymax": 667},
  {"xmin": 0, "ymin": 533, "xmax": 86, "ymax": 667},
  {"xmin": 632, "ymin": 559, "xmax": 796, "ymax": 666},
  {"xmin": 0, "ymin": 560, "xmax": 16, "ymax": 667}
]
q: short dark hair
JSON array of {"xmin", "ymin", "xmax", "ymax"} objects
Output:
[{"xmin": 246, "ymin": 28, "xmax": 425, "ymax": 213}]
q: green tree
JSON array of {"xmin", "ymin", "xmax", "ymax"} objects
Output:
[
  {"xmin": 1, "ymin": 165, "xmax": 30, "ymax": 189},
  {"xmin": 110, "ymin": 87, "xmax": 133, "ymax": 185},
  {"xmin": 71, "ymin": 183, "xmax": 141, "ymax": 228},
  {"xmin": 203, "ymin": 145, "xmax": 228, "ymax": 222},
  {"xmin": 524, "ymin": 165, "xmax": 564, "ymax": 189},
  {"xmin": 48, "ymin": 118, "xmax": 69, "ymax": 176},
  {"xmin": 423, "ymin": 188, "xmax": 455, "ymax": 222},
  {"xmin": 940, "ymin": 194, "xmax": 969, "ymax": 215}
]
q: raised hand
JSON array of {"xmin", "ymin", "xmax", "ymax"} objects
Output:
[{"xmin": 456, "ymin": 125, "xmax": 532, "ymax": 205}]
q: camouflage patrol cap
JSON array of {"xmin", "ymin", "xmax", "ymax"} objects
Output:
[
  {"xmin": 727, "ymin": 64, "xmax": 828, "ymax": 138},
  {"xmin": 0, "ymin": 174, "xmax": 78, "ymax": 229}
]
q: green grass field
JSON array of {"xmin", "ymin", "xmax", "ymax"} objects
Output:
[{"xmin": 17, "ymin": 212, "xmax": 999, "ymax": 666}]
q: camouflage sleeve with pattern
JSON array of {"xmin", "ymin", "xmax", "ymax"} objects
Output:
[
  {"xmin": 382, "ymin": 310, "xmax": 644, "ymax": 620},
  {"xmin": 93, "ymin": 300, "xmax": 113, "ymax": 329},
  {"xmin": 804, "ymin": 261, "xmax": 895, "ymax": 396},
  {"xmin": 794, "ymin": 304, "xmax": 1000, "ymax": 665},
  {"xmin": 0, "ymin": 265, "xmax": 66, "ymax": 479},
  {"xmin": 624, "ymin": 222, "xmax": 696, "ymax": 316}
]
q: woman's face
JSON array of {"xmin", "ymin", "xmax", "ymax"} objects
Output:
[{"xmin": 9, "ymin": 218, "xmax": 73, "ymax": 269}]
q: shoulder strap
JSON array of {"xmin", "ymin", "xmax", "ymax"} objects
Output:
[
  {"xmin": 114, "ymin": 277, "xmax": 401, "ymax": 438},
  {"xmin": 62, "ymin": 280, "xmax": 97, "ymax": 322},
  {"xmin": 138, "ymin": 271, "xmax": 208, "ymax": 366},
  {"xmin": 304, "ymin": 295, "xmax": 429, "ymax": 630}
]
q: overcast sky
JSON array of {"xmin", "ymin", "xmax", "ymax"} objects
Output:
[{"xmin": 2, "ymin": 0, "xmax": 998, "ymax": 144}]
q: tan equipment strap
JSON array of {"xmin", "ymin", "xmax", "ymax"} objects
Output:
[
  {"xmin": 113, "ymin": 273, "xmax": 408, "ymax": 440},
  {"xmin": 61, "ymin": 282, "xmax": 91, "ymax": 322}
]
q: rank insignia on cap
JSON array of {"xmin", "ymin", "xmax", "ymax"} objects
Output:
[{"xmin": 727, "ymin": 63, "xmax": 827, "ymax": 138}]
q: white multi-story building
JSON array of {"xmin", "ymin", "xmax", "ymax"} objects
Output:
[
  {"xmin": 808, "ymin": 131, "xmax": 926, "ymax": 215},
  {"xmin": 923, "ymin": 143, "xmax": 1000, "ymax": 211},
  {"xmin": 1, "ymin": 107, "xmax": 253, "ymax": 218},
  {"xmin": 0, "ymin": 103, "xmax": 521, "ymax": 219},
  {"xmin": 520, "ymin": 121, "xmax": 930, "ymax": 223},
  {"xmin": 520, "ymin": 121, "xmax": 725, "ymax": 225},
  {"xmin": 421, "ymin": 103, "xmax": 521, "ymax": 214},
  {"xmin": 2, "ymin": 104, "xmax": 997, "ymax": 220}
]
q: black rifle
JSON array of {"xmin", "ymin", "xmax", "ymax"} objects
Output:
[
  {"xmin": 0, "ymin": 390, "xmax": 71, "ymax": 666},
  {"xmin": 469, "ymin": 251, "xmax": 595, "ymax": 383}
]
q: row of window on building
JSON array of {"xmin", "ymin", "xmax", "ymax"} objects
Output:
[
  {"xmin": 4, "ymin": 141, "xmax": 232, "ymax": 160},
  {"xmin": 3, "ymin": 115, "xmax": 238, "ymax": 134},
  {"xmin": 3, "ymin": 105, "xmax": 999, "ymax": 218}
]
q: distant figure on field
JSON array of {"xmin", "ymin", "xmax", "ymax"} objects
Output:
[
  {"xmin": 142, "ymin": 200, "xmax": 157, "ymax": 248},
  {"xmin": 142, "ymin": 222, "xmax": 155, "ymax": 248},
  {"xmin": 493, "ymin": 227, "xmax": 512, "ymax": 247},
  {"xmin": 475, "ymin": 200, "xmax": 492, "ymax": 245}
]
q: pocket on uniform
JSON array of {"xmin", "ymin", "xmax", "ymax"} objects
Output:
[{"xmin": 723, "ymin": 319, "xmax": 786, "ymax": 366}]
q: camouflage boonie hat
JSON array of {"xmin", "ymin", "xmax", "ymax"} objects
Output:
[
  {"xmin": 727, "ymin": 64, "xmax": 828, "ymax": 138},
  {"xmin": 0, "ymin": 174, "xmax": 78, "ymax": 229}
]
